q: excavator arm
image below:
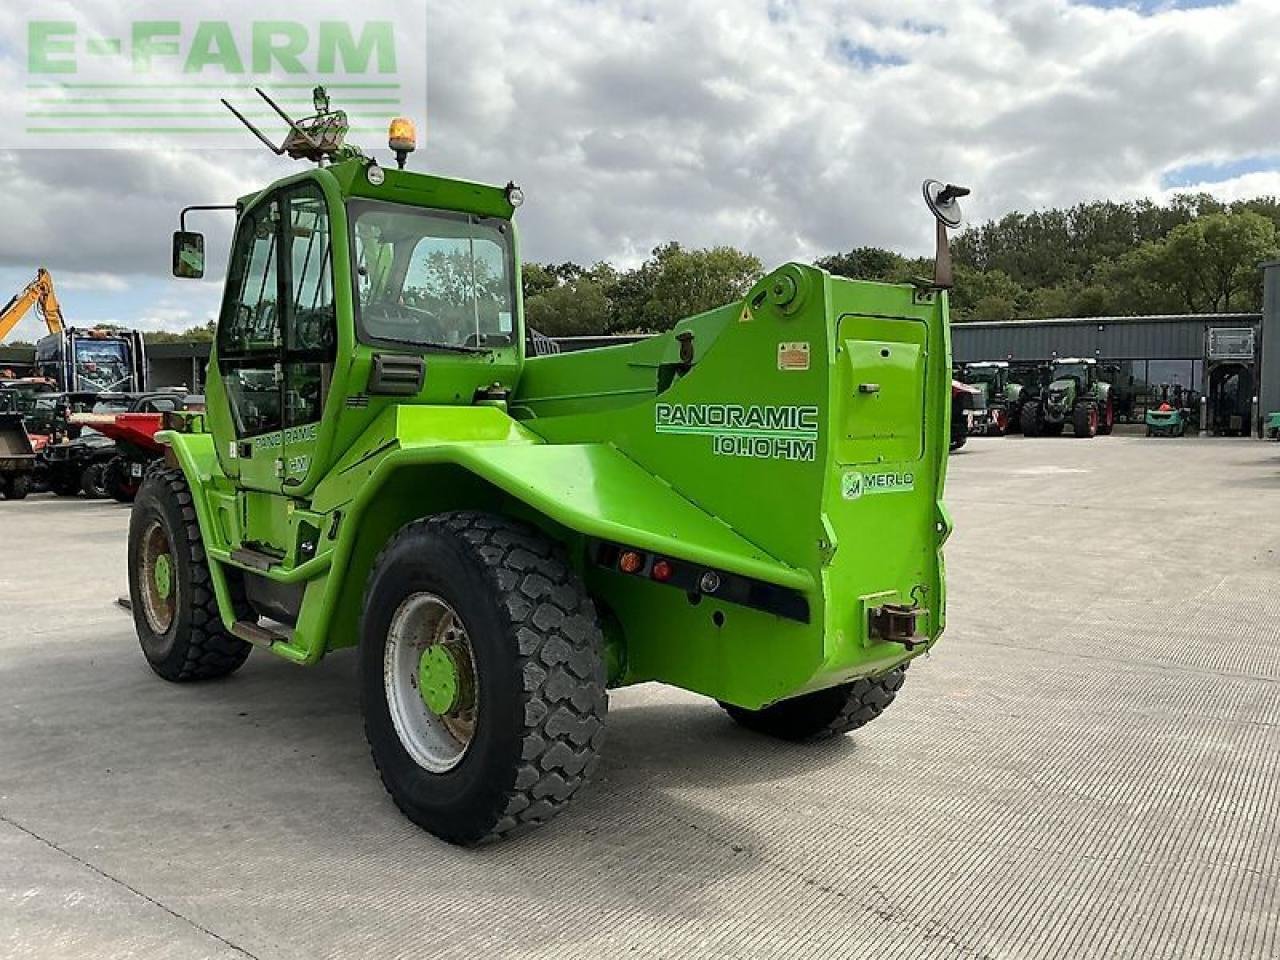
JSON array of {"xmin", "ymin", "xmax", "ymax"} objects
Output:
[{"xmin": 0, "ymin": 269, "xmax": 65, "ymax": 343}]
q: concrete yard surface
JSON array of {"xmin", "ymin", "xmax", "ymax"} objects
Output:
[{"xmin": 2, "ymin": 435, "xmax": 1279, "ymax": 959}]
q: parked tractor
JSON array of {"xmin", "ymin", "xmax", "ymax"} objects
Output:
[
  {"xmin": 956, "ymin": 361, "xmax": 1032, "ymax": 435},
  {"xmin": 43, "ymin": 392, "xmax": 194, "ymax": 497},
  {"xmin": 951, "ymin": 380, "xmax": 982, "ymax": 450},
  {"xmin": 1020, "ymin": 358, "xmax": 1114, "ymax": 439},
  {"xmin": 70, "ymin": 393, "xmax": 201, "ymax": 502},
  {"xmin": 126, "ymin": 89, "xmax": 960, "ymax": 845}
]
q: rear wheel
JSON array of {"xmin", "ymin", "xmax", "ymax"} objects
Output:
[
  {"xmin": 361, "ymin": 512, "xmax": 608, "ymax": 845},
  {"xmin": 81, "ymin": 462, "xmax": 108, "ymax": 498},
  {"xmin": 6, "ymin": 475, "xmax": 29, "ymax": 500},
  {"xmin": 1097, "ymin": 398, "xmax": 1114, "ymax": 435},
  {"xmin": 720, "ymin": 667, "xmax": 907, "ymax": 741},
  {"xmin": 1020, "ymin": 402, "xmax": 1043, "ymax": 437},
  {"xmin": 128, "ymin": 467, "xmax": 252, "ymax": 682},
  {"xmin": 104, "ymin": 456, "xmax": 140, "ymax": 503}
]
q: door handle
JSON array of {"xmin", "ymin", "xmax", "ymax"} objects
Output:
[{"xmin": 858, "ymin": 383, "xmax": 881, "ymax": 394}]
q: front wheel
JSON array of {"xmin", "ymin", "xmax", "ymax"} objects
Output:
[
  {"xmin": 361, "ymin": 512, "xmax": 608, "ymax": 845},
  {"xmin": 720, "ymin": 667, "xmax": 907, "ymax": 741},
  {"xmin": 1020, "ymin": 402, "xmax": 1043, "ymax": 437},
  {"xmin": 1073, "ymin": 403, "xmax": 1098, "ymax": 438},
  {"xmin": 128, "ymin": 468, "xmax": 252, "ymax": 682}
]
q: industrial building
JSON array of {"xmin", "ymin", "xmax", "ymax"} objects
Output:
[{"xmin": 952, "ymin": 313, "xmax": 1260, "ymax": 430}]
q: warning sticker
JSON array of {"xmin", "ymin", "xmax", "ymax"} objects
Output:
[{"xmin": 778, "ymin": 341, "xmax": 811, "ymax": 371}]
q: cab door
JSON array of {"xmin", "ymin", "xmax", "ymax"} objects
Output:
[
  {"xmin": 279, "ymin": 184, "xmax": 337, "ymax": 490},
  {"xmin": 213, "ymin": 196, "xmax": 284, "ymax": 493}
]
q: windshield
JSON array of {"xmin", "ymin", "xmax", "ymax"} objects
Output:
[
  {"xmin": 1054, "ymin": 363, "xmax": 1090, "ymax": 384},
  {"xmin": 350, "ymin": 202, "xmax": 517, "ymax": 350},
  {"xmin": 74, "ymin": 340, "xmax": 132, "ymax": 392},
  {"xmin": 966, "ymin": 367, "xmax": 1003, "ymax": 386}
]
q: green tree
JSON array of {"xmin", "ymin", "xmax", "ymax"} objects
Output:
[
  {"xmin": 1141, "ymin": 211, "xmax": 1277, "ymax": 313},
  {"xmin": 637, "ymin": 243, "xmax": 763, "ymax": 332},
  {"xmin": 950, "ymin": 267, "xmax": 1027, "ymax": 322},
  {"xmin": 525, "ymin": 279, "xmax": 612, "ymax": 337},
  {"xmin": 815, "ymin": 247, "xmax": 905, "ymax": 281}
]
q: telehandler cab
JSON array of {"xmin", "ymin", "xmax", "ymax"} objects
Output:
[{"xmin": 128, "ymin": 88, "xmax": 960, "ymax": 844}]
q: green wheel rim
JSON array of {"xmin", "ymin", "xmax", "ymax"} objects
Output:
[
  {"xmin": 139, "ymin": 520, "xmax": 177, "ymax": 634},
  {"xmin": 153, "ymin": 553, "xmax": 173, "ymax": 601},
  {"xmin": 384, "ymin": 593, "xmax": 479, "ymax": 773},
  {"xmin": 418, "ymin": 644, "xmax": 461, "ymax": 715}
]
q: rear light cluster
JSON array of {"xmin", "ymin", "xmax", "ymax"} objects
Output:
[
  {"xmin": 613, "ymin": 548, "xmax": 696, "ymax": 588},
  {"xmin": 592, "ymin": 541, "xmax": 809, "ymax": 623}
]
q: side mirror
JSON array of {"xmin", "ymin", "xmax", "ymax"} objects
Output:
[
  {"xmin": 922, "ymin": 180, "xmax": 971, "ymax": 291},
  {"xmin": 172, "ymin": 232, "xmax": 206, "ymax": 279}
]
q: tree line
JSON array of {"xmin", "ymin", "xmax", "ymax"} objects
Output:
[
  {"xmin": 524, "ymin": 194, "xmax": 1280, "ymax": 336},
  {"xmin": 9, "ymin": 193, "xmax": 1276, "ymax": 348}
]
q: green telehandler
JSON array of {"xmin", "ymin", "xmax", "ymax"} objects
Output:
[
  {"xmin": 127, "ymin": 89, "xmax": 959, "ymax": 845},
  {"xmin": 1020, "ymin": 357, "xmax": 1114, "ymax": 439}
]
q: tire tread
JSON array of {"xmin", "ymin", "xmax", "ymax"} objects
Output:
[
  {"xmin": 364, "ymin": 511, "xmax": 607, "ymax": 843},
  {"xmin": 137, "ymin": 467, "xmax": 251, "ymax": 682}
]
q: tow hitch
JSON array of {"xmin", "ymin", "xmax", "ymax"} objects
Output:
[{"xmin": 869, "ymin": 603, "xmax": 924, "ymax": 651}]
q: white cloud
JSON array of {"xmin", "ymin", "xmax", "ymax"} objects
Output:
[
  {"xmin": 52, "ymin": 272, "xmax": 130, "ymax": 292},
  {"xmin": 0, "ymin": 0, "xmax": 1276, "ymax": 334}
]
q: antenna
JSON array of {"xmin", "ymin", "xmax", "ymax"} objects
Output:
[{"xmin": 221, "ymin": 86, "xmax": 352, "ymax": 164}]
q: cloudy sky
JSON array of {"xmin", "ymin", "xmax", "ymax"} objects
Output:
[{"xmin": 0, "ymin": 0, "xmax": 1273, "ymax": 341}]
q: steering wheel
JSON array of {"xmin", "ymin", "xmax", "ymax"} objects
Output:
[{"xmin": 364, "ymin": 301, "xmax": 450, "ymax": 342}]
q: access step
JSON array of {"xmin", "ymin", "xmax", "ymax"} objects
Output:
[
  {"xmin": 229, "ymin": 546, "xmax": 284, "ymax": 572},
  {"xmin": 230, "ymin": 619, "xmax": 290, "ymax": 648}
]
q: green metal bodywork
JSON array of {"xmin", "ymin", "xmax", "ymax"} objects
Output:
[
  {"xmin": 1145, "ymin": 407, "xmax": 1186, "ymax": 437},
  {"xmin": 1267, "ymin": 411, "xmax": 1280, "ymax": 440},
  {"xmin": 161, "ymin": 158, "xmax": 952, "ymax": 710}
]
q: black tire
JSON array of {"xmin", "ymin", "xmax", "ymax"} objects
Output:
[
  {"xmin": 1020, "ymin": 402, "xmax": 1042, "ymax": 437},
  {"xmin": 1072, "ymin": 404, "xmax": 1097, "ymax": 438},
  {"xmin": 360, "ymin": 511, "xmax": 608, "ymax": 845},
  {"xmin": 128, "ymin": 467, "xmax": 252, "ymax": 682},
  {"xmin": 81, "ymin": 462, "xmax": 108, "ymax": 498},
  {"xmin": 6, "ymin": 474, "xmax": 30, "ymax": 500},
  {"xmin": 1097, "ymin": 399, "xmax": 1114, "ymax": 435},
  {"xmin": 720, "ymin": 666, "xmax": 907, "ymax": 742},
  {"xmin": 104, "ymin": 456, "xmax": 138, "ymax": 503},
  {"xmin": 0, "ymin": 476, "xmax": 10, "ymax": 500},
  {"xmin": 50, "ymin": 471, "xmax": 80, "ymax": 497}
]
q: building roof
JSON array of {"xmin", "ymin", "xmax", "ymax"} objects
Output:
[{"xmin": 960, "ymin": 313, "xmax": 1260, "ymax": 330}]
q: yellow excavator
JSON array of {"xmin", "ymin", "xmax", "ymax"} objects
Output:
[{"xmin": 0, "ymin": 268, "xmax": 64, "ymax": 344}]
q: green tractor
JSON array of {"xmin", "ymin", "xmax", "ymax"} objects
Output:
[
  {"xmin": 1020, "ymin": 358, "xmax": 1114, "ymax": 439},
  {"xmin": 126, "ymin": 90, "xmax": 959, "ymax": 845},
  {"xmin": 957, "ymin": 361, "xmax": 1033, "ymax": 435}
]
